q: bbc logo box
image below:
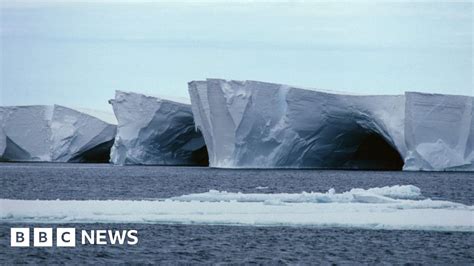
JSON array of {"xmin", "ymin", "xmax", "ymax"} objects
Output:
[
  {"xmin": 10, "ymin": 228, "xmax": 30, "ymax": 247},
  {"xmin": 11, "ymin": 228, "xmax": 76, "ymax": 247}
]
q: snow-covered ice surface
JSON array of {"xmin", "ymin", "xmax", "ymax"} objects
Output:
[
  {"xmin": 109, "ymin": 91, "xmax": 206, "ymax": 165},
  {"xmin": 0, "ymin": 105, "xmax": 116, "ymax": 162},
  {"xmin": 1, "ymin": 185, "xmax": 472, "ymax": 232},
  {"xmin": 189, "ymin": 79, "xmax": 473, "ymax": 171}
]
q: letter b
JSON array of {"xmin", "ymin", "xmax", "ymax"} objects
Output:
[
  {"xmin": 11, "ymin": 228, "xmax": 30, "ymax": 247},
  {"xmin": 34, "ymin": 228, "xmax": 52, "ymax": 247}
]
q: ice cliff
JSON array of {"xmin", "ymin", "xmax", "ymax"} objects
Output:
[
  {"xmin": 189, "ymin": 79, "xmax": 473, "ymax": 171},
  {"xmin": 0, "ymin": 105, "xmax": 116, "ymax": 162},
  {"xmin": 404, "ymin": 92, "xmax": 473, "ymax": 171},
  {"xmin": 109, "ymin": 91, "xmax": 207, "ymax": 165}
]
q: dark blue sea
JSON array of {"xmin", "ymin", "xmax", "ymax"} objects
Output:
[{"xmin": 0, "ymin": 163, "xmax": 473, "ymax": 264}]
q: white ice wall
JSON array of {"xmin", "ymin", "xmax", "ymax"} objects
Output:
[
  {"xmin": 189, "ymin": 79, "xmax": 405, "ymax": 168},
  {"xmin": 0, "ymin": 108, "xmax": 7, "ymax": 157},
  {"xmin": 109, "ymin": 91, "xmax": 206, "ymax": 165},
  {"xmin": 0, "ymin": 105, "xmax": 116, "ymax": 162},
  {"xmin": 404, "ymin": 92, "xmax": 473, "ymax": 170},
  {"xmin": 189, "ymin": 79, "xmax": 473, "ymax": 171}
]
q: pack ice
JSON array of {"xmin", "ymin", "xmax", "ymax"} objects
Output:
[
  {"xmin": 0, "ymin": 105, "xmax": 116, "ymax": 162},
  {"xmin": 109, "ymin": 91, "xmax": 207, "ymax": 165},
  {"xmin": 189, "ymin": 79, "xmax": 473, "ymax": 171},
  {"xmin": 2, "ymin": 185, "xmax": 472, "ymax": 231}
]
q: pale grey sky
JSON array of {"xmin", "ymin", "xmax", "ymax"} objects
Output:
[{"xmin": 1, "ymin": 1, "xmax": 472, "ymax": 111}]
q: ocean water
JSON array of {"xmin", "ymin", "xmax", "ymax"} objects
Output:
[{"xmin": 0, "ymin": 163, "xmax": 473, "ymax": 264}]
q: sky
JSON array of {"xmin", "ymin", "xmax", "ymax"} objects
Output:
[{"xmin": 0, "ymin": 0, "xmax": 472, "ymax": 111}]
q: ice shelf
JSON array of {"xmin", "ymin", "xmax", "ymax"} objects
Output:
[{"xmin": 189, "ymin": 79, "xmax": 473, "ymax": 171}]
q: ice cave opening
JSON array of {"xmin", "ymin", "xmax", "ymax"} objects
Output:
[
  {"xmin": 69, "ymin": 140, "xmax": 115, "ymax": 163},
  {"xmin": 344, "ymin": 132, "xmax": 404, "ymax": 170},
  {"xmin": 191, "ymin": 145, "xmax": 209, "ymax": 166}
]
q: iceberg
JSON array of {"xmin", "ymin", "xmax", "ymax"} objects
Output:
[
  {"xmin": 0, "ymin": 131, "xmax": 5, "ymax": 159},
  {"xmin": 0, "ymin": 108, "xmax": 6, "ymax": 157},
  {"xmin": 0, "ymin": 105, "xmax": 116, "ymax": 162},
  {"xmin": 189, "ymin": 79, "xmax": 473, "ymax": 171},
  {"xmin": 109, "ymin": 91, "xmax": 207, "ymax": 165}
]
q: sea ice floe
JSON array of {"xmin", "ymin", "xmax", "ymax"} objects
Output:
[{"xmin": 1, "ymin": 185, "xmax": 472, "ymax": 232}]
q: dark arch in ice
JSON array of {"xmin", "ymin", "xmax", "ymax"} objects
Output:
[
  {"xmin": 109, "ymin": 91, "xmax": 209, "ymax": 166},
  {"xmin": 191, "ymin": 145, "xmax": 209, "ymax": 166},
  {"xmin": 69, "ymin": 140, "xmax": 115, "ymax": 163},
  {"xmin": 298, "ymin": 120, "xmax": 405, "ymax": 170},
  {"xmin": 344, "ymin": 132, "xmax": 404, "ymax": 170}
]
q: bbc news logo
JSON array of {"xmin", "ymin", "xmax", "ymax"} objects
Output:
[{"xmin": 11, "ymin": 228, "xmax": 138, "ymax": 247}]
